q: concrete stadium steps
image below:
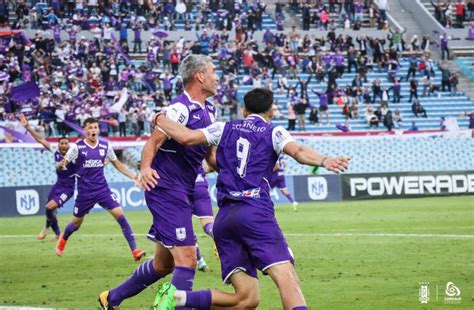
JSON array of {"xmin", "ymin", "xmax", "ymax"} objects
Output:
[{"xmin": 455, "ymin": 57, "xmax": 474, "ymax": 81}]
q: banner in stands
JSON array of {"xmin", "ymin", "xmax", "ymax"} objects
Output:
[{"xmin": 342, "ymin": 171, "xmax": 474, "ymax": 200}]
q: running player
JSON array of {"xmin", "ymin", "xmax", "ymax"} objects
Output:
[
  {"xmin": 56, "ymin": 117, "xmax": 145, "ymax": 261},
  {"xmin": 98, "ymin": 54, "xmax": 218, "ymax": 309},
  {"xmin": 271, "ymin": 155, "xmax": 299, "ymax": 211},
  {"xmin": 152, "ymin": 88, "xmax": 350, "ymax": 309},
  {"xmin": 19, "ymin": 113, "xmax": 76, "ymax": 240}
]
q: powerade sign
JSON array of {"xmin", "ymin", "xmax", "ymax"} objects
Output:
[{"xmin": 342, "ymin": 171, "xmax": 474, "ymax": 200}]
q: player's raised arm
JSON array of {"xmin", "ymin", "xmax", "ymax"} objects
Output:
[
  {"xmin": 272, "ymin": 126, "xmax": 351, "ymax": 174},
  {"xmin": 18, "ymin": 113, "xmax": 51, "ymax": 151},
  {"xmin": 58, "ymin": 143, "xmax": 78, "ymax": 170},
  {"xmin": 284, "ymin": 141, "xmax": 350, "ymax": 174},
  {"xmin": 139, "ymin": 129, "xmax": 166, "ymax": 191}
]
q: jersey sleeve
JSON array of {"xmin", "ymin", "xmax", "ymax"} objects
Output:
[
  {"xmin": 165, "ymin": 102, "xmax": 189, "ymax": 125},
  {"xmin": 155, "ymin": 102, "xmax": 190, "ymax": 137},
  {"xmin": 65, "ymin": 143, "xmax": 78, "ymax": 162},
  {"xmin": 106, "ymin": 143, "xmax": 118, "ymax": 161},
  {"xmin": 200, "ymin": 121, "xmax": 225, "ymax": 146},
  {"xmin": 272, "ymin": 126, "xmax": 295, "ymax": 155}
]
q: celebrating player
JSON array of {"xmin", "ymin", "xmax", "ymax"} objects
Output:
[
  {"xmin": 98, "ymin": 54, "xmax": 218, "ymax": 309},
  {"xmin": 56, "ymin": 118, "xmax": 145, "ymax": 261},
  {"xmin": 271, "ymin": 155, "xmax": 299, "ymax": 211},
  {"xmin": 152, "ymin": 88, "xmax": 350, "ymax": 310},
  {"xmin": 19, "ymin": 113, "xmax": 76, "ymax": 241}
]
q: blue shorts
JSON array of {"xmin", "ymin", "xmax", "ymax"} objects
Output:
[
  {"xmin": 48, "ymin": 183, "xmax": 74, "ymax": 207},
  {"xmin": 214, "ymin": 202, "xmax": 294, "ymax": 284},
  {"xmin": 192, "ymin": 185, "xmax": 214, "ymax": 218},
  {"xmin": 73, "ymin": 188, "xmax": 120, "ymax": 218},
  {"xmin": 145, "ymin": 187, "xmax": 195, "ymax": 248}
]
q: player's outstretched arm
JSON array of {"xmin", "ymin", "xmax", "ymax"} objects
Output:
[
  {"xmin": 283, "ymin": 141, "xmax": 351, "ymax": 174},
  {"xmin": 110, "ymin": 159, "xmax": 142, "ymax": 188},
  {"xmin": 140, "ymin": 130, "xmax": 166, "ymax": 191},
  {"xmin": 18, "ymin": 113, "xmax": 51, "ymax": 151},
  {"xmin": 155, "ymin": 114, "xmax": 208, "ymax": 146}
]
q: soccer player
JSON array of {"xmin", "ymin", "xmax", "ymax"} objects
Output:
[
  {"xmin": 19, "ymin": 113, "xmax": 76, "ymax": 240},
  {"xmin": 56, "ymin": 118, "xmax": 145, "ymax": 261},
  {"xmin": 98, "ymin": 54, "xmax": 218, "ymax": 309},
  {"xmin": 271, "ymin": 155, "xmax": 299, "ymax": 211},
  {"xmin": 152, "ymin": 88, "xmax": 350, "ymax": 309},
  {"xmin": 193, "ymin": 163, "xmax": 216, "ymax": 272}
]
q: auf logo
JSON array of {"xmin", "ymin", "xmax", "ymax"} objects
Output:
[{"xmin": 445, "ymin": 282, "xmax": 461, "ymax": 297}]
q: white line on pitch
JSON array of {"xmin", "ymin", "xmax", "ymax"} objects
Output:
[{"xmin": 0, "ymin": 233, "xmax": 472, "ymax": 239}]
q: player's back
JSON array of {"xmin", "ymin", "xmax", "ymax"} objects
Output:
[{"xmin": 215, "ymin": 115, "xmax": 280, "ymax": 207}]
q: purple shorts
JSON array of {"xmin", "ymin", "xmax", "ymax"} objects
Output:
[
  {"xmin": 73, "ymin": 188, "xmax": 120, "ymax": 218},
  {"xmin": 214, "ymin": 202, "xmax": 294, "ymax": 284},
  {"xmin": 192, "ymin": 184, "xmax": 214, "ymax": 218},
  {"xmin": 47, "ymin": 183, "xmax": 74, "ymax": 207},
  {"xmin": 145, "ymin": 187, "xmax": 195, "ymax": 248},
  {"xmin": 270, "ymin": 174, "xmax": 286, "ymax": 189}
]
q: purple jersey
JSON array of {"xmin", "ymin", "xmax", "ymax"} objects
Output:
[
  {"xmin": 54, "ymin": 150, "xmax": 76, "ymax": 187},
  {"xmin": 153, "ymin": 92, "xmax": 216, "ymax": 194},
  {"xmin": 201, "ymin": 115, "xmax": 294, "ymax": 209},
  {"xmin": 65, "ymin": 139, "xmax": 117, "ymax": 192}
]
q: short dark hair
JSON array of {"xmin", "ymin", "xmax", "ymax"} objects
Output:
[
  {"xmin": 83, "ymin": 117, "xmax": 98, "ymax": 127},
  {"xmin": 243, "ymin": 88, "xmax": 273, "ymax": 114},
  {"xmin": 58, "ymin": 136, "xmax": 69, "ymax": 143}
]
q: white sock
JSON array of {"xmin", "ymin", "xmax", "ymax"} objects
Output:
[{"xmin": 174, "ymin": 290, "xmax": 187, "ymax": 307}]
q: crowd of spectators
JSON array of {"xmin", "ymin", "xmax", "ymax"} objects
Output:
[
  {"xmin": 0, "ymin": 1, "xmax": 471, "ymax": 139},
  {"xmin": 430, "ymin": 0, "xmax": 474, "ymax": 29}
]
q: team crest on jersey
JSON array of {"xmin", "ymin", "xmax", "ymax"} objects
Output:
[
  {"xmin": 176, "ymin": 227, "xmax": 186, "ymax": 241},
  {"xmin": 188, "ymin": 103, "xmax": 197, "ymax": 111},
  {"xmin": 99, "ymin": 149, "xmax": 105, "ymax": 157}
]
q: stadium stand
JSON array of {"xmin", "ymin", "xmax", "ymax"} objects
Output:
[
  {"xmin": 1, "ymin": 134, "xmax": 472, "ymax": 187},
  {"xmin": 420, "ymin": 0, "xmax": 474, "ymax": 29},
  {"xmin": 455, "ymin": 56, "xmax": 474, "ymax": 80}
]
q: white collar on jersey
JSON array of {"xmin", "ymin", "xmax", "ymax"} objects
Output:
[
  {"xmin": 83, "ymin": 139, "xmax": 99, "ymax": 149},
  {"xmin": 183, "ymin": 90, "xmax": 205, "ymax": 108},
  {"xmin": 247, "ymin": 114, "xmax": 268, "ymax": 123}
]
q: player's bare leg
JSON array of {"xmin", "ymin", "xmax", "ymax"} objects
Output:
[
  {"xmin": 109, "ymin": 207, "xmax": 145, "ymax": 261},
  {"xmin": 37, "ymin": 200, "xmax": 59, "ymax": 240},
  {"xmin": 266, "ymin": 262, "xmax": 307, "ymax": 309},
  {"xmin": 153, "ymin": 271, "xmax": 260, "ymax": 309}
]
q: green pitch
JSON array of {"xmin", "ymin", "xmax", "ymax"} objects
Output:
[{"xmin": 0, "ymin": 196, "xmax": 472, "ymax": 309}]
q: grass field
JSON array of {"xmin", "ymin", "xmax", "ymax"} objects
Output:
[{"xmin": 0, "ymin": 196, "xmax": 473, "ymax": 309}]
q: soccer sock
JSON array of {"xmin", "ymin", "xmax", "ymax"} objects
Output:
[
  {"xmin": 292, "ymin": 307, "xmax": 308, "ymax": 310},
  {"xmin": 108, "ymin": 259, "xmax": 164, "ymax": 307},
  {"xmin": 49, "ymin": 210, "xmax": 61, "ymax": 237},
  {"xmin": 203, "ymin": 223, "xmax": 214, "ymax": 238},
  {"xmin": 175, "ymin": 290, "xmax": 212, "ymax": 309},
  {"xmin": 171, "ymin": 266, "xmax": 195, "ymax": 310},
  {"xmin": 45, "ymin": 209, "xmax": 54, "ymax": 229},
  {"xmin": 194, "ymin": 235, "xmax": 202, "ymax": 261},
  {"xmin": 63, "ymin": 222, "xmax": 79, "ymax": 240},
  {"xmin": 284, "ymin": 192, "xmax": 295, "ymax": 203},
  {"xmin": 116, "ymin": 215, "xmax": 137, "ymax": 251}
]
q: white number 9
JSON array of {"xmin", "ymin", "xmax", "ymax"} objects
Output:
[{"xmin": 236, "ymin": 137, "xmax": 250, "ymax": 178}]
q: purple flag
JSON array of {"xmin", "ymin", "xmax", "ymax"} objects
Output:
[
  {"xmin": 0, "ymin": 125, "xmax": 36, "ymax": 143},
  {"xmin": 11, "ymin": 82, "xmax": 40, "ymax": 102},
  {"xmin": 111, "ymin": 33, "xmax": 131, "ymax": 65},
  {"xmin": 153, "ymin": 30, "xmax": 168, "ymax": 38},
  {"xmin": 0, "ymin": 71, "xmax": 9, "ymax": 81},
  {"xmin": 336, "ymin": 124, "xmax": 350, "ymax": 132}
]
